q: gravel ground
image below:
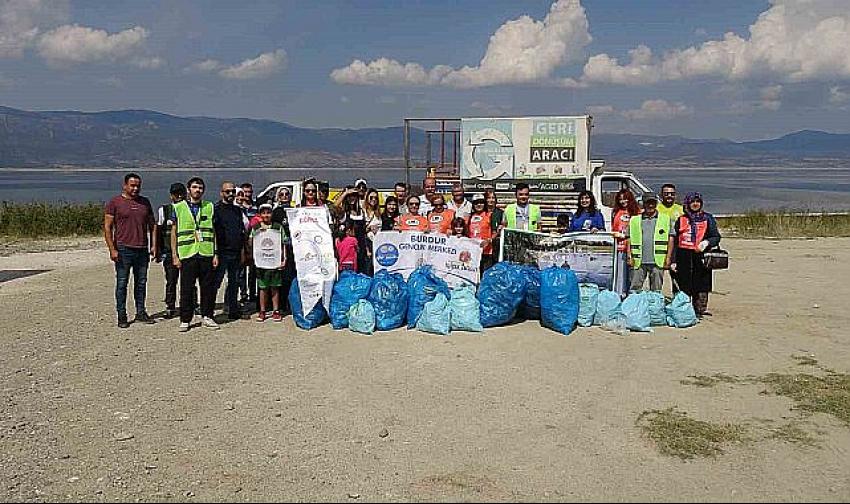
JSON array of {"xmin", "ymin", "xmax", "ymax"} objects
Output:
[{"xmin": 1, "ymin": 238, "xmax": 849, "ymax": 502}]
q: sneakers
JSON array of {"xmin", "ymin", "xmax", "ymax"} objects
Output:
[
  {"xmin": 178, "ymin": 322, "xmax": 190, "ymax": 332},
  {"xmin": 202, "ymin": 316, "xmax": 220, "ymax": 330},
  {"xmin": 134, "ymin": 312, "xmax": 156, "ymax": 325},
  {"xmin": 272, "ymin": 310, "xmax": 282, "ymax": 322},
  {"xmin": 164, "ymin": 308, "xmax": 178, "ymax": 319},
  {"xmin": 118, "ymin": 319, "xmax": 130, "ymax": 329},
  {"xmin": 256, "ymin": 311, "xmax": 267, "ymax": 323}
]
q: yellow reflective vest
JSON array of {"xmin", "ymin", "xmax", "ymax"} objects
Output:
[
  {"xmin": 629, "ymin": 213, "xmax": 671, "ymax": 268},
  {"xmin": 174, "ymin": 200, "xmax": 215, "ymax": 259}
]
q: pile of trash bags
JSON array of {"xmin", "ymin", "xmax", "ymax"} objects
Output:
[{"xmin": 290, "ymin": 262, "xmax": 699, "ymax": 335}]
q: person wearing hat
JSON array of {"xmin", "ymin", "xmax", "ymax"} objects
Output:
[
  {"xmin": 153, "ymin": 182, "xmax": 186, "ymax": 319},
  {"xmin": 625, "ymin": 194, "xmax": 674, "ymax": 293},
  {"xmin": 467, "ymin": 193, "xmax": 496, "ymax": 272},
  {"xmin": 354, "ymin": 178, "xmax": 368, "ymax": 209}
]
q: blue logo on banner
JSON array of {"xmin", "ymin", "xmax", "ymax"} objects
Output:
[{"xmin": 375, "ymin": 243, "xmax": 399, "ymax": 267}]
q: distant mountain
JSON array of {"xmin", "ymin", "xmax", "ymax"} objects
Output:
[{"xmin": 1, "ymin": 106, "xmax": 849, "ymax": 168}]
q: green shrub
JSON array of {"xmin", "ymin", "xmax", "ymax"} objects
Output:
[
  {"xmin": 717, "ymin": 211, "xmax": 850, "ymax": 238},
  {"xmin": 0, "ymin": 201, "xmax": 104, "ymax": 238}
]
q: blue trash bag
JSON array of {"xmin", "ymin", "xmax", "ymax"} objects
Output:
[
  {"xmin": 368, "ymin": 269, "xmax": 409, "ymax": 331},
  {"xmin": 578, "ymin": 283, "xmax": 600, "ymax": 327},
  {"xmin": 416, "ymin": 292, "xmax": 451, "ymax": 335},
  {"xmin": 621, "ymin": 292, "xmax": 652, "ymax": 332},
  {"xmin": 519, "ymin": 266, "xmax": 542, "ymax": 320},
  {"xmin": 478, "ymin": 262, "xmax": 528, "ymax": 327},
  {"xmin": 348, "ymin": 299, "xmax": 376, "ymax": 335},
  {"xmin": 540, "ymin": 267, "xmax": 580, "ymax": 335},
  {"xmin": 666, "ymin": 291, "xmax": 699, "ymax": 328},
  {"xmin": 330, "ymin": 270, "xmax": 372, "ymax": 329},
  {"xmin": 594, "ymin": 290, "xmax": 623, "ymax": 326},
  {"xmin": 406, "ymin": 266, "xmax": 451, "ymax": 328},
  {"xmin": 646, "ymin": 291, "xmax": 667, "ymax": 326},
  {"xmin": 449, "ymin": 285, "xmax": 483, "ymax": 332},
  {"xmin": 288, "ymin": 281, "xmax": 327, "ymax": 330}
]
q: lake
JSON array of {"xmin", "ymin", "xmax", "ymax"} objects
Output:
[{"xmin": 1, "ymin": 166, "xmax": 849, "ymax": 214}]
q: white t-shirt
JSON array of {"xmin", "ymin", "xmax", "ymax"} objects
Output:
[{"xmin": 447, "ymin": 199, "xmax": 472, "ymax": 220}]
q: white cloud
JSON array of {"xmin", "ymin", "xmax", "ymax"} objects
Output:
[
  {"xmin": 759, "ymin": 84, "xmax": 782, "ymax": 110},
  {"xmin": 469, "ymin": 100, "xmax": 513, "ymax": 115},
  {"xmin": 132, "ymin": 56, "xmax": 164, "ymax": 69},
  {"xmin": 218, "ymin": 49, "xmax": 286, "ymax": 80},
  {"xmin": 339, "ymin": 96, "xmax": 350, "ymax": 103},
  {"xmin": 185, "ymin": 58, "xmax": 223, "ymax": 73},
  {"xmin": 0, "ymin": 0, "xmax": 67, "ymax": 58},
  {"xmin": 571, "ymin": 0, "xmax": 850, "ymax": 86},
  {"xmin": 587, "ymin": 105, "xmax": 615, "ymax": 115},
  {"xmin": 621, "ymin": 99, "xmax": 693, "ymax": 120},
  {"xmin": 829, "ymin": 85, "xmax": 850, "ymax": 104},
  {"xmin": 36, "ymin": 24, "xmax": 156, "ymax": 66},
  {"xmin": 331, "ymin": 0, "xmax": 591, "ymax": 88}
]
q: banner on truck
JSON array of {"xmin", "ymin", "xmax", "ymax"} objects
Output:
[
  {"xmin": 500, "ymin": 229, "xmax": 617, "ymax": 290},
  {"xmin": 461, "ymin": 116, "xmax": 590, "ymax": 181},
  {"xmin": 372, "ymin": 231, "xmax": 482, "ymax": 287},
  {"xmin": 286, "ymin": 207, "xmax": 336, "ymax": 316}
]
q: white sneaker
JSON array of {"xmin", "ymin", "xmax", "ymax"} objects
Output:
[
  {"xmin": 202, "ymin": 316, "xmax": 220, "ymax": 330},
  {"xmin": 178, "ymin": 322, "xmax": 190, "ymax": 332}
]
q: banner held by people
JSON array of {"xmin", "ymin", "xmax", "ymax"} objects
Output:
[
  {"xmin": 500, "ymin": 229, "xmax": 617, "ymax": 290},
  {"xmin": 286, "ymin": 207, "xmax": 336, "ymax": 315},
  {"xmin": 372, "ymin": 231, "xmax": 482, "ymax": 288}
]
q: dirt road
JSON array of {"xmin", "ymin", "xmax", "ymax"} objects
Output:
[{"xmin": 1, "ymin": 238, "xmax": 848, "ymax": 502}]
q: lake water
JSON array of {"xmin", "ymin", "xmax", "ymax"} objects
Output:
[{"xmin": 1, "ymin": 166, "xmax": 849, "ymax": 214}]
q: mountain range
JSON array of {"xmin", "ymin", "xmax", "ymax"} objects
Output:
[{"xmin": 2, "ymin": 105, "xmax": 849, "ymax": 168}]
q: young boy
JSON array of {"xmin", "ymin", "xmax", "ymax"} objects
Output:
[
  {"xmin": 556, "ymin": 213, "xmax": 572, "ymax": 234},
  {"xmin": 248, "ymin": 204, "xmax": 287, "ymax": 322},
  {"xmin": 336, "ymin": 221, "xmax": 359, "ymax": 272}
]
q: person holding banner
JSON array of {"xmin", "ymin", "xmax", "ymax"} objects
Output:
[
  {"xmin": 248, "ymin": 204, "xmax": 287, "ymax": 322},
  {"xmin": 502, "ymin": 183, "xmax": 541, "ymax": 232},
  {"xmin": 570, "ymin": 191, "xmax": 606, "ymax": 232},
  {"xmin": 428, "ymin": 194, "xmax": 455, "ymax": 235},
  {"xmin": 396, "ymin": 196, "xmax": 429, "ymax": 232},
  {"xmin": 467, "ymin": 193, "xmax": 495, "ymax": 272}
]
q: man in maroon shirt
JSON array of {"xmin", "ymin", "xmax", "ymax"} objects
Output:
[{"xmin": 104, "ymin": 173, "xmax": 156, "ymax": 328}]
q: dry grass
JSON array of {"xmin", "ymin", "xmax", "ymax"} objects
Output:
[
  {"xmin": 717, "ymin": 211, "xmax": 850, "ymax": 239},
  {"xmin": 636, "ymin": 407, "xmax": 749, "ymax": 459},
  {"xmin": 759, "ymin": 372, "xmax": 850, "ymax": 425}
]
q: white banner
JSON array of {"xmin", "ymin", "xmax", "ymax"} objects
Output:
[
  {"xmin": 372, "ymin": 231, "xmax": 482, "ymax": 288},
  {"xmin": 286, "ymin": 207, "xmax": 337, "ymax": 316},
  {"xmin": 252, "ymin": 227, "xmax": 282, "ymax": 270}
]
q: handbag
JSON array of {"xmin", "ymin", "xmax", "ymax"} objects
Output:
[{"xmin": 702, "ymin": 248, "xmax": 729, "ymax": 270}]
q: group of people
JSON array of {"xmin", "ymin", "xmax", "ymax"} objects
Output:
[{"xmin": 103, "ymin": 172, "xmax": 720, "ymax": 331}]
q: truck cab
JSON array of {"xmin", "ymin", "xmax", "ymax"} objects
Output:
[{"xmin": 592, "ymin": 167, "xmax": 652, "ymax": 228}]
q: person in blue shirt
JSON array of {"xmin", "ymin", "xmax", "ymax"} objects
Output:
[{"xmin": 570, "ymin": 190, "xmax": 606, "ymax": 232}]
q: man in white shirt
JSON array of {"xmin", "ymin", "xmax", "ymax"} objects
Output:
[
  {"xmin": 418, "ymin": 176, "xmax": 437, "ymax": 216},
  {"xmin": 446, "ymin": 182, "xmax": 472, "ymax": 220}
]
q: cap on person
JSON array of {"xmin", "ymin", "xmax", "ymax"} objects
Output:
[
  {"xmin": 169, "ymin": 182, "xmax": 186, "ymax": 196},
  {"xmin": 643, "ymin": 193, "xmax": 659, "ymax": 204},
  {"xmin": 355, "ymin": 178, "xmax": 367, "ymax": 188},
  {"xmin": 472, "ymin": 193, "xmax": 486, "ymax": 202},
  {"xmin": 258, "ymin": 203, "xmax": 273, "ymax": 212}
]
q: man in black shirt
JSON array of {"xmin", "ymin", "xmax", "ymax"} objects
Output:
[{"xmin": 213, "ymin": 181, "xmax": 248, "ymax": 320}]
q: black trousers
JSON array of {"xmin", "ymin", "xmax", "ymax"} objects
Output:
[
  {"xmin": 162, "ymin": 254, "xmax": 180, "ymax": 310},
  {"xmin": 179, "ymin": 255, "xmax": 216, "ymax": 323}
]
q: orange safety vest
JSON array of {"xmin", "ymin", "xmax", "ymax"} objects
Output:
[
  {"xmin": 467, "ymin": 211, "xmax": 493, "ymax": 255},
  {"xmin": 612, "ymin": 209, "xmax": 632, "ymax": 252},
  {"xmin": 428, "ymin": 209, "xmax": 455, "ymax": 234},
  {"xmin": 676, "ymin": 215, "xmax": 708, "ymax": 251},
  {"xmin": 397, "ymin": 214, "xmax": 429, "ymax": 232}
]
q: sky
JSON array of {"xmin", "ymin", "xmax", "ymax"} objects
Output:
[{"xmin": 1, "ymin": 0, "xmax": 850, "ymax": 141}]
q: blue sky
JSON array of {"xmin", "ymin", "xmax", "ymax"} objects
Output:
[{"xmin": 1, "ymin": 0, "xmax": 849, "ymax": 140}]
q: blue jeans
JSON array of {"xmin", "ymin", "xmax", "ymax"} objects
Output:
[
  {"xmin": 215, "ymin": 251, "xmax": 242, "ymax": 315},
  {"xmin": 115, "ymin": 245, "xmax": 149, "ymax": 318}
]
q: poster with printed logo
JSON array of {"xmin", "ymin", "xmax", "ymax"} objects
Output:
[
  {"xmin": 286, "ymin": 207, "xmax": 336, "ymax": 316},
  {"xmin": 372, "ymin": 231, "xmax": 482, "ymax": 287},
  {"xmin": 252, "ymin": 227, "xmax": 282, "ymax": 270},
  {"xmin": 461, "ymin": 116, "xmax": 590, "ymax": 181}
]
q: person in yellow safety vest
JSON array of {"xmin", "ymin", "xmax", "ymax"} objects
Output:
[
  {"xmin": 171, "ymin": 176, "xmax": 220, "ymax": 333},
  {"xmin": 657, "ymin": 183, "xmax": 684, "ymax": 222},
  {"xmin": 501, "ymin": 182, "xmax": 541, "ymax": 232},
  {"xmin": 626, "ymin": 194, "xmax": 674, "ymax": 292}
]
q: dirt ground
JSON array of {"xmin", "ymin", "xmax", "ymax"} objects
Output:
[{"xmin": 1, "ymin": 238, "xmax": 849, "ymax": 502}]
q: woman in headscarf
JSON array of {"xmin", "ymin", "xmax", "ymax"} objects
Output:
[{"xmin": 670, "ymin": 192, "xmax": 721, "ymax": 317}]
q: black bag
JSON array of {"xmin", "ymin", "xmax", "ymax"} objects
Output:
[{"xmin": 703, "ymin": 248, "xmax": 729, "ymax": 270}]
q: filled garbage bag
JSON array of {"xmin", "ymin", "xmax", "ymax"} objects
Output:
[
  {"xmin": 449, "ymin": 285, "xmax": 483, "ymax": 332},
  {"xmin": 330, "ymin": 270, "xmax": 373, "ymax": 329},
  {"xmin": 540, "ymin": 267, "xmax": 580, "ymax": 335},
  {"xmin": 594, "ymin": 290, "xmax": 623, "ymax": 326},
  {"xmin": 289, "ymin": 281, "xmax": 327, "ymax": 330},
  {"xmin": 645, "ymin": 291, "xmax": 667, "ymax": 326},
  {"xmin": 478, "ymin": 262, "xmax": 527, "ymax": 327},
  {"xmin": 368, "ymin": 269, "xmax": 408, "ymax": 331},
  {"xmin": 578, "ymin": 283, "xmax": 600, "ymax": 327},
  {"xmin": 407, "ymin": 266, "xmax": 451, "ymax": 329},
  {"xmin": 666, "ymin": 291, "xmax": 699, "ymax": 328},
  {"xmin": 519, "ymin": 266, "xmax": 542, "ymax": 320},
  {"xmin": 621, "ymin": 292, "xmax": 652, "ymax": 332},
  {"xmin": 348, "ymin": 299, "xmax": 376, "ymax": 335},
  {"xmin": 415, "ymin": 292, "xmax": 451, "ymax": 335}
]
